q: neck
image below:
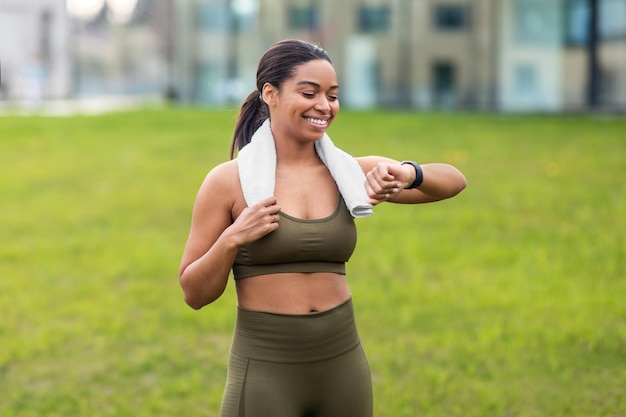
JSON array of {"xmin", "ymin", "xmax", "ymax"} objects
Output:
[
  {"xmin": 271, "ymin": 128, "xmax": 322, "ymax": 166},
  {"xmin": 275, "ymin": 141, "xmax": 321, "ymax": 167}
]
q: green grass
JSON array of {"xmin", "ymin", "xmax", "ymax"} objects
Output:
[{"xmin": 1, "ymin": 109, "xmax": 624, "ymax": 416}]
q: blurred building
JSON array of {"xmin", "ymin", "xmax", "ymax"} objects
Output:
[
  {"xmin": 0, "ymin": 0, "xmax": 71, "ymax": 103},
  {"xmin": 0, "ymin": 0, "xmax": 172, "ymax": 103},
  {"xmin": 142, "ymin": 0, "xmax": 626, "ymax": 111},
  {"xmin": 1, "ymin": 0, "xmax": 625, "ymax": 111},
  {"xmin": 60, "ymin": 0, "xmax": 174, "ymax": 98}
]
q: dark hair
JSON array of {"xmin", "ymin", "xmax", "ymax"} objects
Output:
[{"xmin": 230, "ymin": 39, "xmax": 332, "ymax": 159}]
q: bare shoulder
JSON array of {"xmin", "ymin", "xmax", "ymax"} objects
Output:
[
  {"xmin": 195, "ymin": 160, "xmax": 242, "ymax": 211},
  {"xmin": 200, "ymin": 160, "xmax": 239, "ymax": 192}
]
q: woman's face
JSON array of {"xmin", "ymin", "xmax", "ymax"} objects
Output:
[{"xmin": 263, "ymin": 59, "xmax": 340, "ymax": 143}]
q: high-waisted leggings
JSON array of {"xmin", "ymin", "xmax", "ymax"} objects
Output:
[{"xmin": 219, "ymin": 298, "xmax": 373, "ymax": 417}]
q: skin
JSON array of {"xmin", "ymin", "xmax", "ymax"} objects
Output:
[{"xmin": 179, "ymin": 59, "xmax": 467, "ymax": 313}]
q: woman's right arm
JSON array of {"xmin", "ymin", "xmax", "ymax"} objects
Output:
[{"xmin": 178, "ymin": 161, "xmax": 280, "ymax": 310}]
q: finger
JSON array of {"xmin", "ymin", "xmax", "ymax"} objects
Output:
[
  {"xmin": 251, "ymin": 198, "xmax": 281, "ymax": 217},
  {"xmin": 365, "ymin": 182, "xmax": 388, "ymax": 201},
  {"xmin": 367, "ymin": 196, "xmax": 385, "ymax": 206},
  {"xmin": 251, "ymin": 197, "xmax": 280, "ymax": 214},
  {"xmin": 367, "ymin": 181, "xmax": 396, "ymax": 199},
  {"xmin": 366, "ymin": 172, "xmax": 385, "ymax": 195},
  {"xmin": 387, "ymin": 164, "xmax": 405, "ymax": 178},
  {"xmin": 257, "ymin": 196, "xmax": 277, "ymax": 206},
  {"xmin": 364, "ymin": 179, "xmax": 379, "ymax": 199},
  {"xmin": 376, "ymin": 163, "xmax": 397, "ymax": 181},
  {"xmin": 368, "ymin": 168, "xmax": 401, "ymax": 193},
  {"xmin": 263, "ymin": 212, "xmax": 280, "ymax": 224},
  {"xmin": 368, "ymin": 167, "xmax": 387, "ymax": 185},
  {"xmin": 264, "ymin": 197, "xmax": 281, "ymax": 215},
  {"xmin": 270, "ymin": 204, "xmax": 281, "ymax": 214}
]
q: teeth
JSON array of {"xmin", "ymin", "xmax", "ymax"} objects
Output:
[{"xmin": 305, "ymin": 117, "xmax": 328, "ymax": 126}]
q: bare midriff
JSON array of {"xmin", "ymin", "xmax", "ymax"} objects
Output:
[{"xmin": 235, "ymin": 272, "xmax": 351, "ymax": 315}]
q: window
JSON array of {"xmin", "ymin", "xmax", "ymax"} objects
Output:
[
  {"xmin": 433, "ymin": 5, "xmax": 469, "ymax": 31},
  {"xmin": 514, "ymin": 64, "xmax": 537, "ymax": 95},
  {"xmin": 433, "ymin": 62, "xmax": 455, "ymax": 93},
  {"xmin": 565, "ymin": 0, "xmax": 588, "ymax": 44},
  {"xmin": 565, "ymin": 0, "xmax": 626, "ymax": 45},
  {"xmin": 432, "ymin": 61, "xmax": 457, "ymax": 107},
  {"xmin": 288, "ymin": 5, "xmax": 319, "ymax": 31},
  {"xmin": 358, "ymin": 5, "xmax": 391, "ymax": 33},
  {"xmin": 602, "ymin": 0, "xmax": 626, "ymax": 39},
  {"xmin": 514, "ymin": 0, "xmax": 560, "ymax": 45},
  {"xmin": 197, "ymin": 4, "xmax": 229, "ymax": 31}
]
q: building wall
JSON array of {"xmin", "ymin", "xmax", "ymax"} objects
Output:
[
  {"xmin": 410, "ymin": 0, "xmax": 497, "ymax": 109},
  {"xmin": 562, "ymin": 41, "xmax": 626, "ymax": 110},
  {"xmin": 0, "ymin": 0, "xmax": 71, "ymax": 101},
  {"xmin": 1, "ymin": 0, "xmax": 624, "ymax": 111},
  {"xmin": 498, "ymin": 0, "xmax": 564, "ymax": 111},
  {"xmin": 246, "ymin": 0, "xmax": 500, "ymax": 110},
  {"xmin": 600, "ymin": 42, "xmax": 626, "ymax": 107}
]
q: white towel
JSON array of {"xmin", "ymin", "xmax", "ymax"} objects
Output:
[{"xmin": 237, "ymin": 118, "xmax": 373, "ymax": 218}]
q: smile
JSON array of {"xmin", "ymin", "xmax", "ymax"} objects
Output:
[{"xmin": 304, "ymin": 117, "xmax": 329, "ymax": 126}]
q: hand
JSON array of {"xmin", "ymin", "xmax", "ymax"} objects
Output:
[
  {"xmin": 230, "ymin": 196, "xmax": 281, "ymax": 245},
  {"xmin": 364, "ymin": 162, "xmax": 413, "ymax": 205}
]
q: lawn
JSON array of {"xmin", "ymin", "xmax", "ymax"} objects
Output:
[{"xmin": 0, "ymin": 108, "xmax": 624, "ymax": 416}]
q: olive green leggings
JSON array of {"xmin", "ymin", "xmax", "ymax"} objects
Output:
[{"xmin": 220, "ymin": 298, "xmax": 373, "ymax": 417}]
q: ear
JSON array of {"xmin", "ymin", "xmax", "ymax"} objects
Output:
[{"xmin": 261, "ymin": 83, "xmax": 277, "ymax": 106}]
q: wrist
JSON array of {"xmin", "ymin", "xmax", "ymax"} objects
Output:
[
  {"xmin": 221, "ymin": 225, "xmax": 246, "ymax": 251},
  {"xmin": 401, "ymin": 160, "xmax": 423, "ymax": 189}
]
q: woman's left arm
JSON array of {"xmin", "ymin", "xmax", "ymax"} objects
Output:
[{"xmin": 357, "ymin": 156, "xmax": 467, "ymax": 205}]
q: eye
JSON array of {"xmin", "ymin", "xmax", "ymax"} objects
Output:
[
  {"xmin": 302, "ymin": 92, "xmax": 315, "ymax": 98},
  {"xmin": 327, "ymin": 95, "xmax": 338, "ymax": 101}
]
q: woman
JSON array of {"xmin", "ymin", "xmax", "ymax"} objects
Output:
[{"xmin": 179, "ymin": 39, "xmax": 466, "ymax": 417}]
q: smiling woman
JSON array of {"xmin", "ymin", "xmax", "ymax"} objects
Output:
[
  {"xmin": 262, "ymin": 59, "xmax": 340, "ymax": 144},
  {"xmin": 229, "ymin": 40, "xmax": 340, "ymax": 158},
  {"xmin": 178, "ymin": 39, "xmax": 467, "ymax": 417}
]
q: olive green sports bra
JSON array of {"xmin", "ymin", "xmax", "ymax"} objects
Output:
[{"xmin": 232, "ymin": 196, "xmax": 357, "ymax": 280}]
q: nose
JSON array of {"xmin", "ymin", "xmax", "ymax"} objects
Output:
[{"xmin": 314, "ymin": 96, "xmax": 331, "ymax": 112}]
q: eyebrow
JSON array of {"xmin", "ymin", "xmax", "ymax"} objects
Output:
[{"xmin": 297, "ymin": 81, "xmax": 340, "ymax": 90}]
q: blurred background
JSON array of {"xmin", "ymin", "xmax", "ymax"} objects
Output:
[{"xmin": 0, "ymin": 0, "xmax": 625, "ymax": 113}]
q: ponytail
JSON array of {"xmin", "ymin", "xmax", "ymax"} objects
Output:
[{"xmin": 230, "ymin": 90, "xmax": 268, "ymax": 159}]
